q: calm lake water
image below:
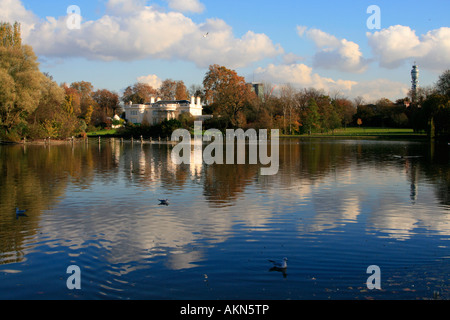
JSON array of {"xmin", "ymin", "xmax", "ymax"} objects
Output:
[{"xmin": 0, "ymin": 138, "xmax": 449, "ymax": 300}]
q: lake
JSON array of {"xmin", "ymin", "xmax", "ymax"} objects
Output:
[{"xmin": 0, "ymin": 138, "xmax": 449, "ymax": 300}]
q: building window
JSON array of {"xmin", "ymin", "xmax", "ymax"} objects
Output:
[{"xmin": 131, "ymin": 110, "xmax": 138, "ymax": 116}]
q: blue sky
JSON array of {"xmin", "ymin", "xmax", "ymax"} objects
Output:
[{"xmin": 2, "ymin": 0, "xmax": 449, "ymax": 102}]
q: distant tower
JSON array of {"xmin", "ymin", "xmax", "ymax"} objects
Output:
[{"xmin": 411, "ymin": 63, "xmax": 419, "ymax": 102}]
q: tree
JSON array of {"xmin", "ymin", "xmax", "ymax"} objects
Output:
[
  {"xmin": 91, "ymin": 89, "xmax": 119, "ymax": 127},
  {"xmin": 90, "ymin": 88, "xmax": 119, "ymax": 127},
  {"xmin": 203, "ymin": 64, "xmax": 255, "ymax": 127},
  {"xmin": 70, "ymin": 81, "xmax": 96, "ymax": 122},
  {"xmin": 84, "ymin": 105, "xmax": 94, "ymax": 126},
  {"xmin": 0, "ymin": 22, "xmax": 42, "ymax": 140},
  {"xmin": 408, "ymin": 86, "xmax": 436, "ymax": 106},
  {"xmin": 357, "ymin": 118, "xmax": 363, "ymax": 127},
  {"xmin": 178, "ymin": 112, "xmax": 194, "ymax": 129},
  {"xmin": 252, "ymin": 108, "xmax": 273, "ymax": 131},
  {"xmin": 303, "ymin": 98, "xmax": 320, "ymax": 134},
  {"xmin": 0, "ymin": 22, "xmax": 21, "ymax": 48},
  {"xmin": 61, "ymin": 84, "xmax": 81, "ymax": 116},
  {"xmin": 159, "ymin": 79, "xmax": 177, "ymax": 100},
  {"xmin": 422, "ymin": 93, "xmax": 449, "ymax": 137},
  {"xmin": 433, "ymin": 100, "xmax": 450, "ymax": 137},
  {"xmin": 333, "ymin": 98, "xmax": 355, "ymax": 128},
  {"xmin": 315, "ymin": 95, "xmax": 333, "ymax": 132},
  {"xmin": 326, "ymin": 107, "xmax": 342, "ymax": 134},
  {"xmin": 436, "ymin": 69, "xmax": 450, "ymax": 97},
  {"xmin": 122, "ymin": 82, "xmax": 158, "ymax": 104},
  {"xmin": 188, "ymin": 84, "xmax": 204, "ymax": 99},
  {"xmin": 353, "ymin": 96, "xmax": 365, "ymax": 109},
  {"xmin": 175, "ymin": 80, "xmax": 188, "ymax": 100},
  {"xmin": 280, "ymin": 84, "xmax": 297, "ymax": 134},
  {"xmin": 92, "ymin": 89, "xmax": 119, "ymax": 116},
  {"xmin": 28, "ymin": 74, "xmax": 87, "ymax": 139},
  {"xmin": 158, "ymin": 79, "xmax": 188, "ymax": 100},
  {"xmin": 31, "ymin": 74, "xmax": 65, "ymax": 124}
]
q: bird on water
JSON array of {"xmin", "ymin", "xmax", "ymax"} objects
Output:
[
  {"xmin": 16, "ymin": 208, "xmax": 27, "ymax": 218},
  {"xmin": 268, "ymin": 257, "xmax": 288, "ymax": 269},
  {"xmin": 158, "ymin": 199, "xmax": 169, "ymax": 206}
]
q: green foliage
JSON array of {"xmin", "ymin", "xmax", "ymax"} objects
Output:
[
  {"xmin": 354, "ymin": 99, "xmax": 409, "ymax": 128},
  {"xmin": 0, "ymin": 23, "xmax": 42, "ymax": 140},
  {"xmin": 326, "ymin": 108, "xmax": 342, "ymax": 133},
  {"xmin": 178, "ymin": 112, "xmax": 194, "ymax": 129},
  {"xmin": 417, "ymin": 93, "xmax": 450, "ymax": 138},
  {"xmin": 115, "ymin": 118, "xmax": 184, "ymax": 139},
  {"xmin": 434, "ymin": 101, "xmax": 450, "ymax": 137},
  {"xmin": 436, "ymin": 69, "xmax": 450, "ymax": 97},
  {"xmin": 0, "ymin": 21, "xmax": 88, "ymax": 141},
  {"xmin": 112, "ymin": 118, "xmax": 125, "ymax": 126},
  {"xmin": 304, "ymin": 98, "xmax": 320, "ymax": 133},
  {"xmin": 160, "ymin": 119, "xmax": 182, "ymax": 136}
]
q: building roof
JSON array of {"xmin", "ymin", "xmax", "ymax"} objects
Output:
[{"xmin": 154, "ymin": 100, "xmax": 190, "ymax": 105}]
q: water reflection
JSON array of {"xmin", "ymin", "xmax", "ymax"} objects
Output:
[{"xmin": 0, "ymin": 138, "xmax": 449, "ymax": 298}]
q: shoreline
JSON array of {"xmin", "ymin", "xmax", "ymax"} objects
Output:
[
  {"xmin": 280, "ymin": 134, "xmax": 428, "ymax": 141},
  {"xmin": 0, "ymin": 128, "xmax": 440, "ymax": 145},
  {"xmin": 1, "ymin": 135, "xmax": 431, "ymax": 146}
]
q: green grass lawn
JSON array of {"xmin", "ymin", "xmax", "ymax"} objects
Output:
[
  {"xmin": 86, "ymin": 127, "xmax": 426, "ymax": 139},
  {"xmin": 86, "ymin": 129, "xmax": 118, "ymax": 136},
  {"xmin": 285, "ymin": 127, "xmax": 426, "ymax": 138},
  {"xmin": 330, "ymin": 127, "xmax": 416, "ymax": 135}
]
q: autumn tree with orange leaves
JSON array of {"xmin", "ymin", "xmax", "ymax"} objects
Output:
[{"xmin": 203, "ymin": 64, "xmax": 256, "ymax": 128}]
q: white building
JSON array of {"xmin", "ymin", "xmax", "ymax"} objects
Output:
[{"xmin": 124, "ymin": 96, "xmax": 204, "ymax": 125}]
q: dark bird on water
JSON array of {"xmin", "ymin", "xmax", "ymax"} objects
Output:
[
  {"xmin": 158, "ymin": 199, "xmax": 169, "ymax": 206},
  {"xmin": 16, "ymin": 207, "xmax": 27, "ymax": 219}
]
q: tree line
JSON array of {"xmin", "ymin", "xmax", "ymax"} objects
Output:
[
  {"xmin": 200, "ymin": 64, "xmax": 450, "ymax": 139},
  {"xmin": 406, "ymin": 71, "xmax": 450, "ymax": 139},
  {"xmin": 1, "ymin": 21, "xmax": 449, "ymax": 142},
  {"xmin": 0, "ymin": 22, "xmax": 119, "ymax": 141},
  {"xmin": 0, "ymin": 22, "xmax": 198, "ymax": 141}
]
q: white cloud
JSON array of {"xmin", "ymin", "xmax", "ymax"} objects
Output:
[
  {"xmin": 137, "ymin": 74, "xmax": 162, "ymax": 89},
  {"xmin": 281, "ymin": 52, "xmax": 304, "ymax": 65},
  {"xmin": 367, "ymin": 25, "xmax": 450, "ymax": 70},
  {"xmin": 297, "ymin": 26, "xmax": 368, "ymax": 73},
  {"xmin": 254, "ymin": 63, "xmax": 357, "ymax": 93},
  {"xmin": 2, "ymin": 0, "xmax": 281, "ymax": 69},
  {"xmin": 349, "ymin": 79, "xmax": 409, "ymax": 103},
  {"xmin": 0, "ymin": 0, "xmax": 39, "ymax": 39},
  {"xmin": 296, "ymin": 25, "xmax": 307, "ymax": 37},
  {"xmin": 254, "ymin": 63, "xmax": 409, "ymax": 101},
  {"xmin": 177, "ymin": 18, "xmax": 283, "ymax": 68},
  {"xmin": 367, "ymin": 25, "xmax": 421, "ymax": 69},
  {"xmin": 166, "ymin": 0, "xmax": 205, "ymax": 13}
]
